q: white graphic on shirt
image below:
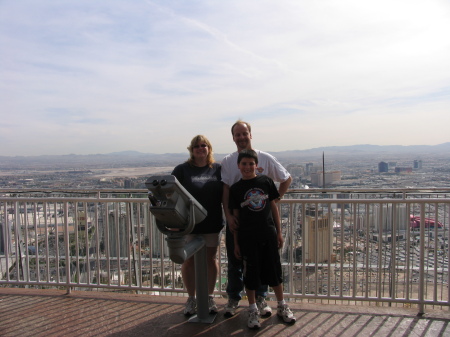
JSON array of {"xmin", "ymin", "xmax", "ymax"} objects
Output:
[
  {"xmin": 192, "ymin": 175, "xmax": 217, "ymax": 183},
  {"xmin": 240, "ymin": 188, "xmax": 268, "ymax": 211}
]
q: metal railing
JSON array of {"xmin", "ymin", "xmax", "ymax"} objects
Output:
[{"xmin": 1, "ymin": 188, "xmax": 449, "ymax": 315}]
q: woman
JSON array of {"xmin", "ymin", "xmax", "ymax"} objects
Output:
[{"xmin": 171, "ymin": 135, "xmax": 223, "ymax": 315}]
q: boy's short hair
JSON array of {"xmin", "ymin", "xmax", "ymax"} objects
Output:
[{"xmin": 237, "ymin": 149, "xmax": 258, "ymax": 164}]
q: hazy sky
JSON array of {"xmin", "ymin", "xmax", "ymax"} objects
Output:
[{"xmin": 1, "ymin": 1, "xmax": 449, "ymax": 156}]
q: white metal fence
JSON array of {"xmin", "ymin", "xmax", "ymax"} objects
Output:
[{"xmin": 1, "ymin": 188, "xmax": 449, "ymax": 314}]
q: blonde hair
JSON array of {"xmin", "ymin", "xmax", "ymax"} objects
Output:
[{"xmin": 187, "ymin": 135, "xmax": 215, "ymax": 167}]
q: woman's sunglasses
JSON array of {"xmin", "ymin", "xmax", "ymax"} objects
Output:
[{"xmin": 193, "ymin": 144, "xmax": 208, "ymax": 149}]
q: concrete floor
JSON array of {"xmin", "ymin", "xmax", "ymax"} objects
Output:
[{"xmin": 0, "ymin": 288, "xmax": 449, "ymax": 337}]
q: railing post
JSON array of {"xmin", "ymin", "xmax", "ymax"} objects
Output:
[
  {"xmin": 418, "ymin": 202, "xmax": 425, "ymax": 315},
  {"xmin": 64, "ymin": 202, "xmax": 72, "ymax": 295},
  {"xmin": 447, "ymin": 203, "xmax": 450, "ymax": 312}
]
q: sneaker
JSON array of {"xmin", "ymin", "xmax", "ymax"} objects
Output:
[
  {"xmin": 256, "ymin": 296, "xmax": 272, "ymax": 317},
  {"xmin": 277, "ymin": 303, "xmax": 296, "ymax": 324},
  {"xmin": 247, "ymin": 309, "xmax": 261, "ymax": 329},
  {"xmin": 224, "ymin": 298, "xmax": 239, "ymax": 317},
  {"xmin": 183, "ymin": 297, "xmax": 196, "ymax": 316},
  {"xmin": 208, "ymin": 296, "xmax": 218, "ymax": 314}
]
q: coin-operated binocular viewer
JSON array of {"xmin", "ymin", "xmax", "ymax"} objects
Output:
[{"xmin": 145, "ymin": 175, "xmax": 216, "ymax": 323}]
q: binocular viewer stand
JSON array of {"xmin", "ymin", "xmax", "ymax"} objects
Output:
[{"xmin": 146, "ymin": 175, "xmax": 217, "ymax": 323}]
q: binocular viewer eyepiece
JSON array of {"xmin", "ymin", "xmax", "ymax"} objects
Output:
[
  {"xmin": 145, "ymin": 175, "xmax": 207, "ymax": 235},
  {"xmin": 145, "ymin": 175, "xmax": 208, "ymax": 264}
]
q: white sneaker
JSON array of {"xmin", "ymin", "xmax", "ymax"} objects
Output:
[
  {"xmin": 183, "ymin": 297, "xmax": 196, "ymax": 316},
  {"xmin": 224, "ymin": 298, "xmax": 239, "ymax": 317},
  {"xmin": 256, "ymin": 296, "xmax": 272, "ymax": 317},
  {"xmin": 277, "ymin": 304, "xmax": 296, "ymax": 324},
  {"xmin": 208, "ymin": 296, "xmax": 218, "ymax": 314},
  {"xmin": 247, "ymin": 309, "xmax": 261, "ymax": 329}
]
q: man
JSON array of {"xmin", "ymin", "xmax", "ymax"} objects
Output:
[{"xmin": 222, "ymin": 120, "xmax": 292, "ymax": 317}]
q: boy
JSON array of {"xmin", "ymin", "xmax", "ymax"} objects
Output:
[{"xmin": 228, "ymin": 149, "xmax": 296, "ymax": 329}]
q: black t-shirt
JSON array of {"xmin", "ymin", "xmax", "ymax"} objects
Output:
[
  {"xmin": 229, "ymin": 175, "xmax": 280, "ymax": 234},
  {"xmin": 171, "ymin": 162, "xmax": 223, "ymax": 234}
]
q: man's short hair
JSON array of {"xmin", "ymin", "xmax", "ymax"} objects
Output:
[
  {"xmin": 231, "ymin": 119, "xmax": 252, "ymax": 135},
  {"xmin": 237, "ymin": 149, "xmax": 258, "ymax": 165}
]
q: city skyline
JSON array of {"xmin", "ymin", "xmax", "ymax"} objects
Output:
[
  {"xmin": 1, "ymin": 1, "xmax": 450, "ymax": 156},
  {"xmin": 2, "ymin": 142, "xmax": 450, "ymax": 190}
]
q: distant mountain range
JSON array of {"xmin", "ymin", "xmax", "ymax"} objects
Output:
[
  {"xmin": 1, "ymin": 143, "xmax": 450, "ymax": 170},
  {"xmin": 275, "ymin": 143, "xmax": 450, "ymax": 157}
]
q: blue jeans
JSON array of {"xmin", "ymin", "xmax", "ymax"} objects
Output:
[{"xmin": 226, "ymin": 225, "xmax": 268, "ymax": 300}]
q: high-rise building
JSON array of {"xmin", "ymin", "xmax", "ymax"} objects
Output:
[
  {"xmin": 378, "ymin": 161, "xmax": 389, "ymax": 173},
  {"xmin": 413, "ymin": 160, "xmax": 423, "ymax": 170},
  {"xmin": 105, "ymin": 206, "xmax": 167, "ymax": 259},
  {"xmin": 305, "ymin": 163, "xmax": 314, "ymax": 176},
  {"xmin": 108, "ymin": 213, "xmax": 129, "ymax": 258},
  {"xmin": 303, "ymin": 207, "xmax": 334, "ymax": 263},
  {"xmin": 287, "ymin": 165, "xmax": 304, "ymax": 177},
  {"xmin": 372, "ymin": 204, "xmax": 408, "ymax": 232},
  {"xmin": 124, "ymin": 179, "xmax": 133, "ymax": 188},
  {"xmin": 310, "ymin": 171, "xmax": 341, "ymax": 187},
  {"xmin": 0, "ymin": 223, "xmax": 7, "ymax": 254}
]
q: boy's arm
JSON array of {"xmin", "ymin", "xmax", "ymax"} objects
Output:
[{"xmin": 270, "ymin": 200, "xmax": 284, "ymax": 249}]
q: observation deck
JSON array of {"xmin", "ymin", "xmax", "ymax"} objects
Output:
[
  {"xmin": 1, "ymin": 188, "xmax": 450, "ymax": 336},
  {"xmin": 1, "ymin": 287, "xmax": 449, "ymax": 336}
]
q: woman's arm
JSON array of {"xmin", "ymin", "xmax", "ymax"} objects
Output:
[
  {"xmin": 223, "ymin": 184, "xmax": 239, "ymax": 233},
  {"xmin": 232, "ymin": 208, "xmax": 242, "ymax": 259}
]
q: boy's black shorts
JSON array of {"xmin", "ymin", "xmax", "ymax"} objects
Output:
[{"xmin": 238, "ymin": 226, "xmax": 283, "ymax": 290}]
